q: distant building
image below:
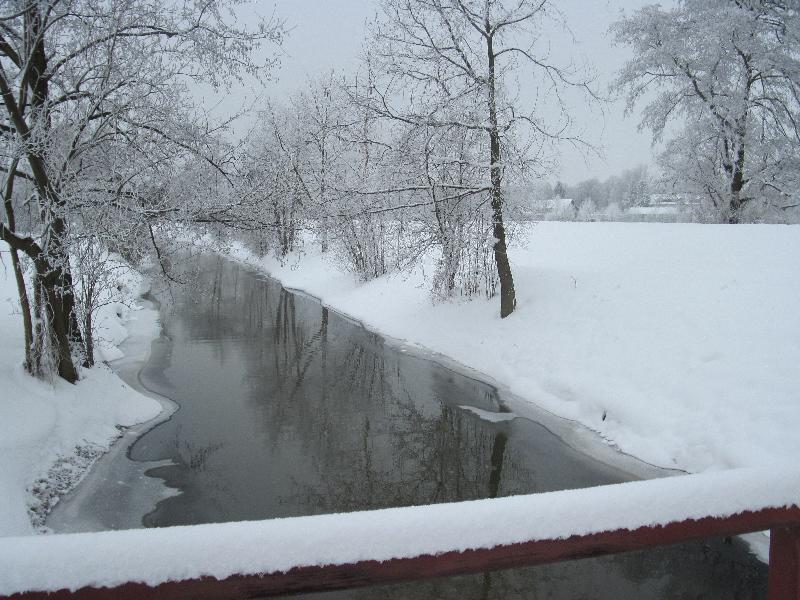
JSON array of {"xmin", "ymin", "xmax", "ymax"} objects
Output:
[
  {"xmin": 532, "ymin": 197, "xmax": 578, "ymax": 220},
  {"xmin": 647, "ymin": 193, "xmax": 702, "ymax": 210},
  {"xmin": 628, "ymin": 205, "xmax": 679, "ymax": 216}
]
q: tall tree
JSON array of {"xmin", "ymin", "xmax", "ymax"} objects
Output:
[
  {"xmin": 365, "ymin": 0, "xmax": 595, "ymax": 318},
  {"xmin": 612, "ymin": 0, "xmax": 800, "ymax": 223},
  {"xmin": 292, "ymin": 74, "xmax": 350, "ymax": 254},
  {"xmin": 0, "ymin": 0, "xmax": 282, "ymax": 381}
]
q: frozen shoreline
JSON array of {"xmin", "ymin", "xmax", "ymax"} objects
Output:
[
  {"xmin": 228, "ymin": 250, "xmax": 678, "ymax": 484},
  {"xmin": 45, "ymin": 294, "xmax": 180, "ymax": 534},
  {"xmin": 212, "ymin": 222, "xmax": 799, "ymax": 563},
  {"xmin": 5, "ymin": 220, "xmax": 796, "ymax": 552},
  {"xmin": 0, "ymin": 259, "xmax": 165, "ymax": 537},
  {"xmin": 218, "ymin": 222, "xmax": 800, "ymax": 478}
]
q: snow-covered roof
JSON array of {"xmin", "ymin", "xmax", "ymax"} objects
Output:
[
  {"xmin": 629, "ymin": 206, "xmax": 679, "ymax": 215},
  {"xmin": 537, "ymin": 198, "xmax": 576, "ymax": 211}
]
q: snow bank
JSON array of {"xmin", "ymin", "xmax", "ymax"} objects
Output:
[
  {"xmin": 225, "ymin": 222, "xmax": 800, "ymax": 475},
  {"xmin": 0, "ymin": 467, "xmax": 797, "ymax": 595},
  {"xmin": 0, "ymin": 253, "xmax": 162, "ymax": 536}
]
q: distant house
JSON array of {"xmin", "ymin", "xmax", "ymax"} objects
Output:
[
  {"xmin": 531, "ymin": 197, "xmax": 578, "ymax": 220},
  {"xmin": 624, "ymin": 193, "xmax": 702, "ymax": 221},
  {"xmin": 646, "ymin": 192, "xmax": 702, "ymax": 210},
  {"xmin": 626, "ymin": 192, "xmax": 701, "ymax": 222},
  {"xmin": 628, "ymin": 205, "xmax": 679, "ymax": 216}
]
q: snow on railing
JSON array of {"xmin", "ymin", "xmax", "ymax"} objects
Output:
[{"xmin": 1, "ymin": 468, "xmax": 799, "ymax": 599}]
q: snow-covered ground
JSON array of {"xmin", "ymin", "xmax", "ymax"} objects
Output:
[
  {"xmin": 227, "ymin": 222, "xmax": 800, "ymax": 476},
  {"xmin": 0, "ymin": 223, "xmax": 797, "ymax": 592},
  {"xmin": 0, "ymin": 253, "xmax": 162, "ymax": 537}
]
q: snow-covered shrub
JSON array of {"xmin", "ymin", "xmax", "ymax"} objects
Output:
[
  {"xmin": 576, "ymin": 199, "xmax": 597, "ymax": 222},
  {"xmin": 337, "ymin": 214, "xmax": 392, "ymax": 281},
  {"xmin": 432, "ymin": 214, "xmax": 498, "ymax": 301}
]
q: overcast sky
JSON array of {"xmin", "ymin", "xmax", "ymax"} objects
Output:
[{"xmin": 206, "ymin": 1, "xmax": 669, "ymax": 186}]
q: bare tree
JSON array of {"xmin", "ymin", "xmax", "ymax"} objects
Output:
[
  {"xmin": 292, "ymin": 73, "xmax": 352, "ymax": 254},
  {"xmin": 70, "ymin": 237, "xmax": 131, "ymax": 367},
  {"xmin": 394, "ymin": 121, "xmax": 497, "ymax": 298},
  {"xmin": 364, "ymin": 0, "xmax": 596, "ymax": 317}
]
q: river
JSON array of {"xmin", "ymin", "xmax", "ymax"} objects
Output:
[{"xmin": 49, "ymin": 253, "xmax": 767, "ymax": 599}]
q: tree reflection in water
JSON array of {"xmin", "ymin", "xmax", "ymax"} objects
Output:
[{"xmin": 131, "ymin": 255, "xmax": 767, "ymax": 600}]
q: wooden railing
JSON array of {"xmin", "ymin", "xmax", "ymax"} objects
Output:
[{"xmin": 1, "ymin": 469, "xmax": 798, "ymax": 599}]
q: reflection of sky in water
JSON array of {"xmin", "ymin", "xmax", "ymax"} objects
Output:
[{"xmin": 132, "ymin": 255, "xmax": 766, "ymax": 600}]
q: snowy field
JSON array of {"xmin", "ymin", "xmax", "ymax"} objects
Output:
[
  {"xmin": 0, "ymin": 253, "xmax": 162, "ymax": 536},
  {"xmin": 229, "ymin": 221, "xmax": 800, "ymax": 476}
]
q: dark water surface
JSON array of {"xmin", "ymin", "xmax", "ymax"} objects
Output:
[{"xmin": 133, "ymin": 254, "xmax": 767, "ymax": 599}]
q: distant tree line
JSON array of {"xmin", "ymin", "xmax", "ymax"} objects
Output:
[{"xmin": 547, "ymin": 165, "xmax": 654, "ymax": 211}]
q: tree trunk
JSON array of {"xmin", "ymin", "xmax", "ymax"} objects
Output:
[
  {"xmin": 3, "ymin": 159, "xmax": 34, "ymax": 372},
  {"xmin": 46, "ymin": 216, "xmax": 82, "ymax": 380},
  {"xmin": 83, "ymin": 287, "xmax": 94, "ymax": 367},
  {"xmin": 0, "ymin": 3, "xmax": 80, "ymax": 383},
  {"xmin": 31, "ymin": 272, "xmax": 44, "ymax": 375},
  {"xmin": 11, "ymin": 249, "xmax": 34, "ymax": 371},
  {"xmin": 728, "ymin": 145, "xmax": 747, "ymax": 224},
  {"xmin": 488, "ymin": 132, "xmax": 516, "ymax": 318},
  {"xmin": 321, "ymin": 216, "xmax": 329, "ymax": 253},
  {"xmin": 0, "ymin": 210, "xmax": 79, "ymax": 382},
  {"xmin": 320, "ymin": 145, "xmax": 329, "ymax": 253},
  {"xmin": 35, "ymin": 259, "xmax": 79, "ymax": 383},
  {"xmin": 486, "ymin": 30, "xmax": 516, "ymax": 318},
  {"xmin": 84, "ymin": 310, "xmax": 94, "ymax": 367}
]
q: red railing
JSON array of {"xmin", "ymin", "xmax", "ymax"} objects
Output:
[{"xmin": 1, "ymin": 470, "xmax": 798, "ymax": 599}]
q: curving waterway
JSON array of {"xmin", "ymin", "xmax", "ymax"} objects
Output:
[{"xmin": 51, "ymin": 254, "xmax": 768, "ymax": 599}]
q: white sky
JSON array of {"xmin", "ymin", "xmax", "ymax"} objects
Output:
[{"xmin": 205, "ymin": 0, "xmax": 669, "ymax": 185}]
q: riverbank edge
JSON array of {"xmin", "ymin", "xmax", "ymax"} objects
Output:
[
  {"xmin": 217, "ymin": 245, "xmax": 772, "ymax": 562},
  {"xmin": 40, "ymin": 247, "xmax": 769, "ymax": 561},
  {"xmin": 38, "ymin": 288, "xmax": 176, "ymax": 534},
  {"xmin": 217, "ymin": 246, "xmax": 670, "ymax": 479}
]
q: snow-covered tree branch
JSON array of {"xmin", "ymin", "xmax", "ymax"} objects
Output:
[
  {"xmin": 0, "ymin": 0, "xmax": 283, "ymax": 381},
  {"xmin": 612, "ymin": 0, "xmax": 800, "ymax": 223}
]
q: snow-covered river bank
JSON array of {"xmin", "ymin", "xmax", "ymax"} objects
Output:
[
  {"xmin": 39, "ymin": 252, "xmax": 768, "ymax": 599},
  {"xmin": 45, "ymin": 294, "xmax": 179, "ymax": 533},
  {"xmin": 4, "ymin": 218, "xmax": 794, "ymax": 597},
  {"xmin": 0, "ymin": 255, "xmax": 163, "ymax": 537},
  {"xmin": 225, "ymin": 221, "xmax": 800, "ymax": 476}
]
